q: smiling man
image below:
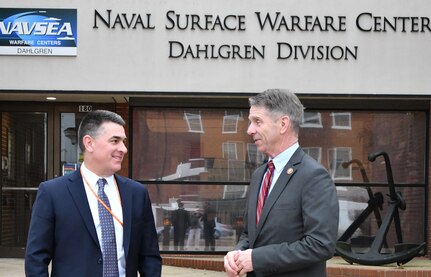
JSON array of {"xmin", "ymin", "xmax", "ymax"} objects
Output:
[
  {"xmin": 25, "ymin": 110, "xmax": 161, "ymax": 277},
  {"xmin": 224, "ymin": 89, "xmax": 339, "ymax": 277}
]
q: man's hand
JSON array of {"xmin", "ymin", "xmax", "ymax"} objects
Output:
[
  {"xmin": 224, "ymin": 250, "xmax": 240, "ymax": 277},
  {"xmin": 224, "ymin": 249, "xmax": 253, "ymax": 276},
  {"xmin": 235, "ymin": 249, "xmax": 253, "ymax": 276}
]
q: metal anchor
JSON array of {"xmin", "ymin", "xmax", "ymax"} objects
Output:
[{"xmin": 335, "ymin": 151, "xmax": 425, "ymax": 266}]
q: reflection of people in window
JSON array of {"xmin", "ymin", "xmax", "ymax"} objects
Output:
[
  {"xmin": 186, "ymin": 210, "xmax": 202, "ymax": 250},
  {"xmin": 171, "ymin": 201, "xmax": 189, "ymax": 250},
  {"xmin": 203, "ymin": 202, "xmax": 216, "ymax": 251}
]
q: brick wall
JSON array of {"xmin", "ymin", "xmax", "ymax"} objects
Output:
[{"xmin": 162, "ymin": 255, "xmax": 431, "ymax": 276}]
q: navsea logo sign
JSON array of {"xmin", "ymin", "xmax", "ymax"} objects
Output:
[{"xmin": 0, "ymin": 8, "xmax": 77, "ymax": 56}]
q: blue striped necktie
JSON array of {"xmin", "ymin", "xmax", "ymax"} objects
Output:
[{"xmin": 97, "ymin": 178, "xmax": 119, "ymax": 277}]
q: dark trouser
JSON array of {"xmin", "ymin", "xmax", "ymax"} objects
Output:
[{"xmin": 174, "ymin": 231, "xmax": 185, "ymax": 250}]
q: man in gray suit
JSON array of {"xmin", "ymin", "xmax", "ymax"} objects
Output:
[{"xmin": 224, "ymin": 89, "xmax": 339, "ymax": 277}]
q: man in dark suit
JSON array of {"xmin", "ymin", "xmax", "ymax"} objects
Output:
[
  {"xmin": 224, "ymin": 89, "xmax": 339, "ymax": 277},
  {"xmin": 25, "ymin": 110, "xmax": 162, "ymax": 277},
  {"xmin": 202, "ymin": 202, "xmax": 216, "ymax": 251},
  {"xmin": 171, "ymin": 201, "xmax": 190, "ymax": 250}
]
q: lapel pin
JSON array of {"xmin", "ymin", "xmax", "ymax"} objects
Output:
[{"xmin": 287, "ymin": 168, "xmax": 294, "ymax": 175}]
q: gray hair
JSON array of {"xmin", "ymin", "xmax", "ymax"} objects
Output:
[
  {"xmin": 249, "ymin": 89, "xmax": 304, "ymax": 134},
  {"xmin": 77, "ymin": 110, "xmax": 125, "ymax": 152}
]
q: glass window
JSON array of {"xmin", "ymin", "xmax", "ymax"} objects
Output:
[
  {"xmin": 148, "ymin": 183, "xmax": 246, "ymax": 252},
  {"xmin": 301, "ymin": 112, "xmax": 323, "ymax": 128},
  {"xmin": 303, "ymin": 147, "xmax": 322, "ymax": 163},
  {"xmin": 331, "ymin": 112, "xmax": 352, "ymax": 130},
  {"xmin": 61, "ymin": 113, "xmax": 85, "ymax": 174},
  {"xmin": 222, "ymin": 114, "xmax": 240, "ymax": 134},
  {"xmin": 132, "ymin": 106, "xmax": 426, "ymax": 253},
  {"xmin": 300, "ymin": 111, "xmax": 426, "ymax": 184},
  {"xmin": 132, "ymin": 108, "xmax": 255, "ymax": 182},
  {"xmin": 247, "ymin": 143, "xmax": 265, "ymax": 167},
  {"xmin": 184, "ymin": 112, "xmax": 204, "ymax": 133},
  {"xmin": 337, "ymin": 186, "xmax": 425, "ymax": 247},
  {"xmin": 222, "ymin": 142, "xmax": 237, "ymax": 160},
  {"xmin": 328, "ymin": 147, "xmax": 352, "ymax": 180},
  {"xmin": 1, "ymin": 112, "xmax": 47, "ymax": 250}
]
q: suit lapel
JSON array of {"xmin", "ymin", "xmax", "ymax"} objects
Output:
[
  {"xmin": 66, "ymin": 170, "xmax": 100, "ymax": 248},
  {"xmin": 254, "ymin": 149, "xmax": 305, "ymax": 237},
  {"xmin": 116, "ymin": 175, "xmax": 132, "ymax": 258}
]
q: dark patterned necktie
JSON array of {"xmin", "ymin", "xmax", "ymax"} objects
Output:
[
  {"xmin": 256, "ymin": 161, "xmax": 274, "ymax": 224},
  {"xmin": 97, "ymin": 178, "xmax": 119, "ymax": 277}
]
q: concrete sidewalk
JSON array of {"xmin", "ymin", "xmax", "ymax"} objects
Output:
[
  {"xmin": 0, "ymin": 258, "xmax": 226, "ymax": 277},
  {"xmin": 3, "ymin": 257, "xmax": 431, "ymax": 276}
]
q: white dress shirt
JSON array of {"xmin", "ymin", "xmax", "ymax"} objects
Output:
[
  {"xmin": 81, "ymin": 163, "xmax": 125, "ymax": 277},
  {"xmin": 266, "ymin": 142, "xmax": 299, "ymax": 196}
]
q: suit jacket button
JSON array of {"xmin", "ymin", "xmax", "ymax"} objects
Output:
[{"xmin": 98, "ymin": 257, "xmax": 103, "ymax": 264}]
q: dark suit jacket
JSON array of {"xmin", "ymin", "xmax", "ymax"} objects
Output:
[
  {"xmin": 172, "ymin": 208, "xmax": 190, "ymax": 237},
  {"xmin": 236, "ymin": 148, "xmax": 339, "ymax": 277},
  {"xmin": 25, "ymin": 170, "xmax": 162, "ymax": 277}
]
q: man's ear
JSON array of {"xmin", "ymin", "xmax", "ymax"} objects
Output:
[
  {"xmin": 280, "ymin": 116, "xmax": 290, "ymax": 134},
  {"xmin": 82, "ymin": 135, "xmax": 94, "ymax": 152}
]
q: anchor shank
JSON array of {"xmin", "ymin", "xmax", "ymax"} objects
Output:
[
  {"xmin": 368, "ymin": 202, "xmax": 397, "ymax": 254},
  {"xmin": 372, "ymin": 192, "xmax": 384, "ymax": 228},
  {"xmin": 393, "ymin": 207, "xmax": 403, "ymax": 243}
]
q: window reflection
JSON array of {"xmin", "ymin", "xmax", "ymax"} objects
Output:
[
  {"xmin": 133, "ymin": 109, "xmax": 425, "ymax": 184},
  {"xmin": 132, "ymin": 108, "xmax": 254, "ymax": 182},
  {"xmin": 184, "ymin": 112, "xmax": 204, "ymax": 133},
  {"xmin": 132, "ymin": 107, "xmax": 426, "ymax": 252},
  {"xmin": 328, "ymin": 147, "xmax": 352, "ymax": 180},
  {"xmin": 303, "ymin": 147, "xmax": 322, "ymax": 163},
  {"xmin": 331, "ymin": 112, "xmax": 352, "ymax": 129},
  {"xmin": 301, "ymin": 111, "xmax": 323, "ymax": 128},
  {"xmin": 337, "ymin": 186, "xmax": 424, "ymax": 245},
  {"xmin": 147, "ymin": 184, "xmax": 244, "ymax": 252},
  {"xmin": 222, "ymin": 114, "xmax": 240, "ymax": 134}
]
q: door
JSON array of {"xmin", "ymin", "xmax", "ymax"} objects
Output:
[{"xmin": 0, "ymin": 102, "xmax": 113, "ymax": 257}]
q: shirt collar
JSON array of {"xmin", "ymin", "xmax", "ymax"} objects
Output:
[
  {"xmin": 270, "ymin": 142, "xmax": 299, "ymax": 171},
  {"xmin": 81, "ymin": 162, "xmax": 115, "ymax": 189}
]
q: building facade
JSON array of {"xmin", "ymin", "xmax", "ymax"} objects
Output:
[{"xmin": 0, "ymin": 0, "xmax": 430, "ymax": 258}]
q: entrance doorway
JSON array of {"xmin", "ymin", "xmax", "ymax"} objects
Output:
[{"xmin": 0, "ymin": 102, "xmax": 113, "ymax": 257}]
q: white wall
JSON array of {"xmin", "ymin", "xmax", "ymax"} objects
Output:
[{"xmin": 1, "ymin": 0, "xmax": 431, "ymax": 95}]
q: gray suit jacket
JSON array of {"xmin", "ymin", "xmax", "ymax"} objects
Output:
[{"xmin": 236, "ymin": 148, "xmax": 339, "ymax": 277}]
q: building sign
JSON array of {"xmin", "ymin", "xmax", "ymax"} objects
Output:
[
  {"xmin": 0, "ymin": 8, "xmax": 77, "ymax": 56},
  {"xmin": 1, "ymin": 0, "xmax": 431, "ymax": 94},
  {"xmin": 93, "ymin": 9, "xmax": 431, "ymax": 61}
]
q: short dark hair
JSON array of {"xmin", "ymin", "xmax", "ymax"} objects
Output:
[{"xmin": 77, "ymin": 110, "xmax": 125, "ymax": 152}]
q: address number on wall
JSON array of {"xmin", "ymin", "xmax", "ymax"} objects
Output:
[{"xmin": 79, "ymin": 105, "xmax": 93, "ymax": 112}]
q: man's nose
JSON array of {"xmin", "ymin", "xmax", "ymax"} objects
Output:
[
  {"xmin": 247, "ymin": 124, "xmax": 255, "ymax": 136},
  {"xmin": 120, "ymin": 141, "xmax": 128, "ymax": 153}
]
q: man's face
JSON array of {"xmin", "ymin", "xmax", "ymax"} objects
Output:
[
  {"xmin": 247, "ymin": 105, "xmax": 280, "ymax": 158},
  {"xmin": 90, "ymin": 122, "xmax": 127, "ymax": 177}
]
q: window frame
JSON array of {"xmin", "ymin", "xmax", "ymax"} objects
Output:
[
  {"xmin": 129, "ymin": 94, "xmax": 429, "ymax": 253},
  {"xmin": 330, "ymin": 112, "xmax": 352, "ymax": 130}
]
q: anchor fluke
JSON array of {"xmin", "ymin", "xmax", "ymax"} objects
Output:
[{"xmin": 336, "ymin": 241, "xmax": 425, "ymax": 266}]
